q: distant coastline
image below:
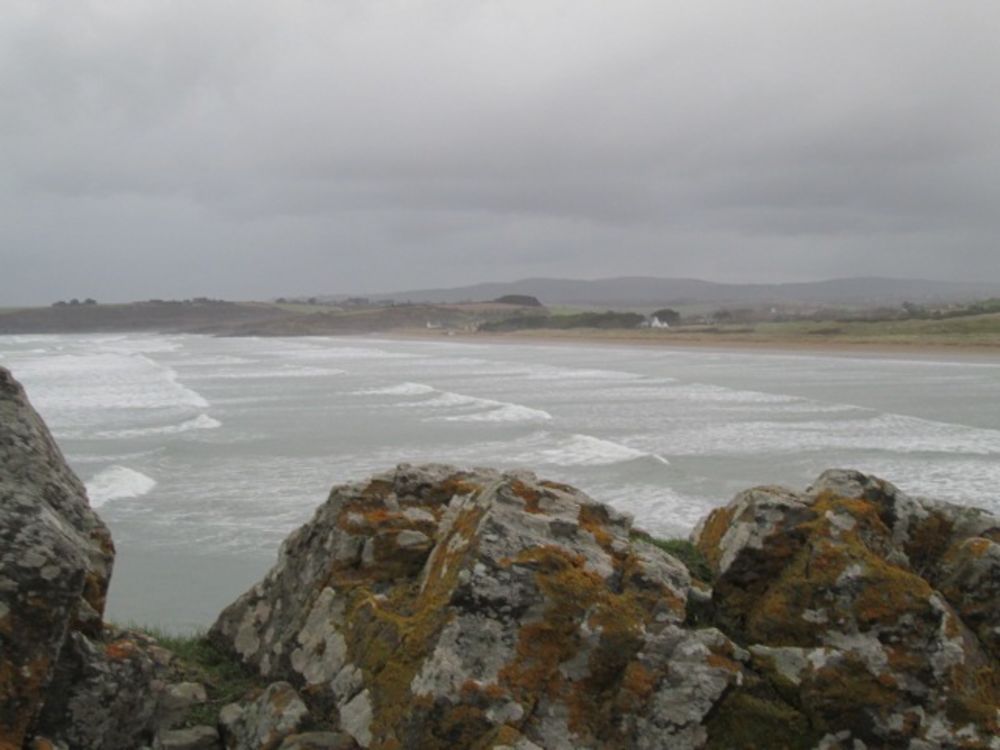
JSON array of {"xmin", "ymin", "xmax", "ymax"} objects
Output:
[{"xmin": 2, "ymin": 298, "xmax": 1000, "ymax": 356}]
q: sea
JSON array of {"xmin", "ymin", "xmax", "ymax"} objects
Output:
[{"xmin": 2, "ymin": 332, "xmax": 999, "ymax": 632}]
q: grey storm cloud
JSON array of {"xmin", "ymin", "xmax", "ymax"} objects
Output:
[{"xmin": 2, "ymin": 0, "xmax": 999, "ymax": 303}]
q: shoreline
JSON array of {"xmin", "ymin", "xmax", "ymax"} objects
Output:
[
  {"xmin": 374, "ymin": 327, "xmax": 1000, "ymax": 361},
  {"xmin": 4, "ymin": 323, "xmax": 1000, "ymax": 362}
]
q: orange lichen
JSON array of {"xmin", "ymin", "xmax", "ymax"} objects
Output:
[
  {"xmin": 104, "ymin": 639, "xmax": 139, "ymax": 661},
  {"xmin": 0, "ymin": 654, "xmax": 53, "ymax": 748},
  {"xmin": 336, "ymin": 499, "xmax": 488, "ymax": 750},
  {"xmin": 852, "ymin": 557, "xmax": 932, "ymax": 627},
  {"xmin": 497, "ymin": 544, "xmax": 672, "ymax": 742},
  {"xmin": 696, "ymin": 506, "xmax": 735, "ymax": 571},
  {"xmin": 945, "ymin": 665, "xmax": 1000, "ymax": 735},
  {"xmin": 438, "ymin": 477, "xmax": 483, "ymax": 500},
  {"xmin": 540, "ymin": 480, "xmax": 576, "ymax": 493},
  {"xmin": 510, "ymin": 481, "xmax": 543, "ymax": 514},
  {"xmin": 361, "ymin": 479, "xmax": 394, "ymax": 500},
  {"xmin": 578, "ymin": 505, "xmax": 614, "ymax": 552},
  {"xmin": 706, "ymin": 652, "xmax": 742, "ymax": 673}
]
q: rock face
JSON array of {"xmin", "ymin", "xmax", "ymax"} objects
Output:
[
  {"xmin": 213, "ymin": 464, "xmax": 1000, "ymax": 749},
  {"xmin": 0, "ymin": 367, "xmax": 169, "ymax": 750},
  {"xmin": 211, "ymin": 465, "xmax": 745, "ymax": 750},
  {"xmin": 0, "ymin": 367, "xmax": 116, "ymax": 747},
  {"xmin": 694, "ymin": 468, "xmax": 1000, "ymax": 748}
]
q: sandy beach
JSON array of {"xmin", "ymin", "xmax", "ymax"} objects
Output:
[{"xmin": 382, "ymin": 326, "xmax": 1000, "ymax": 362}]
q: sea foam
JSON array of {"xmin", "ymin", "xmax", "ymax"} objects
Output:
[
  {"xmin": 355, "ymin": 382, "xmax": 437, "ymax": 396},
  {"xmin": 86, "ymin": 466, "xmax": 157, "ymax": 507},
  {"xmin": 94, "ymin": 413, "xmax": 222, "ymax": 439},
  {"xmin": 512, "ymin": 433, "xmax": 668, "ymax": 467}
]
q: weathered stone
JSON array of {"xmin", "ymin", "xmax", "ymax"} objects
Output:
[
  {"xmin": 0, "ymin": 367, "xmax": 116, "ymax": 747},
  {"xmin": 696, "ymin": 469, "xmax": 1000, "ymax": 748},
  {"xmin": 33, "ymin": 629, "xmax": 163, "ymax": 750},
  {"xmin": 937, "ymin": 536, "xmax": 1000, "ymax": 659},
  {"xmin": 213, "ymin": 465, "xmax": 735, "ymax": 749},
  {"xmin": 219, "ymin": 682, "xmax": 309, "ymax": 750},
  {"xmin": 158, "ymin": 681, "xmax": 209, "ymax": 730},
  {"xmin": 154, "ymin": 725, "xmax": 221, "ymax": 750}
]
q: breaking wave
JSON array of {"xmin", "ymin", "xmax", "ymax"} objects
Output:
[{"xmin": 86, "ymin": 466, "xmax": 157, "ymax": 507}]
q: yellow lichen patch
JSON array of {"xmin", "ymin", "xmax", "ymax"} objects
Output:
[
  {"xmin": 944, "ymin": 537, "xmax": 993, "ymax": 565},
  {"xmin": 721, "ymin": 533, "xmax": 832, "ymax": 644},
  {"xmin": 436, "ymin": 476, "xmax": 484, "ymax": 502},
  {"xmin": 615, "ymin": 553, "xmax": 686, "ymax": 621},
  {"xmin": 904, "ymin": 511, "xmax": 954, "ymax": 575},
  {"xmin": 336, "ymin": 502, "xmax": 489, "ymax": 750},
  {"xmin": 696, "ymin": 505, "xmax": 735, "ymax": 571},
  {"xmin": 578, "ymin": 505, "xmax": 614, "ymax": 553},
  {"xmin": 82, "ymin": 570, "xmax": 108, "ymax": 616},
  {"xmin": 478, "ymin": 724, "xmax": 529, "ymax": 750},
  {"xmin": 801, "ymin": 653, "xmax": 900, "ymax": 737},
  {"xmin": 337, "ymin": 506, "xmax": 407, "ymax": 532},
  {"xmin": 498, "ymin": 545, "xmax": 666, "ymax": 743},
  {"xmin": 886, "ymin": 646, "xmax": 922, "ymax": 672},
  {"xmin": 852, "ymin": 556, "xmax": 933, "ymax": 627},
  {"xmin": 945, "ymin": 665, "xmax": 1000, "ymax": 736},
  {"xmin": 729, "ymin": 494, "xmax": 941, "ymax": 645},
  {"xmin": 617, "ymin": 662, "xmax": 657, "ymax": 708}
]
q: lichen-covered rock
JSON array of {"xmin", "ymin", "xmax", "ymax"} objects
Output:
[
  {"xmin": 0, "ymin": 367, "xmax": 115, "ymax": 747},
  {"xmin": 937, "ymin": 536, "xmax": 1000, "ymax": 659},
  {"xmin": 219, "ymin": 682, "xmax": 310, "ymax": 750},
  {"xmin": 33, "ymin": 629, "xmax": 164, "ymax": 750},
  {"xmin": 212, "ymin": 465, "xmax": 742, "ymax": 750},
  {"xmin": 695, "ymin": 469, "xmax": 1000, "ymax": 748},
  {"xmin": 158, "ymin": 682, "xmax": 209, "ymax": 731}
]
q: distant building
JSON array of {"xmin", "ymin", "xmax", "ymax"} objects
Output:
[{"xmin": 649, "ymin": 316, "xmax": 670, "ymax": 329}]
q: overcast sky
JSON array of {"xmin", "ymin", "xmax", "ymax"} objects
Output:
[{"xmin": 2, "ymin": 1, "xmax": 999, "ymax": 304}]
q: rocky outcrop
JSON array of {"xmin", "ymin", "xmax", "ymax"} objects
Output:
[
  {"xmin": 0, "ymin": 367, "xmax": 117, "ymax": 747},
  {"xmin": 0, "ymin": 368, "xmax": 187, "ymax": 750},
  {"xmin": 694, "ymin": 468, "xmax": 999, "ymax": 748},
  {"xmin": 211, "ymin": 465, "xmax": 744, "ymax": 749},
  {"xmin": 208, "ymin": 464, "xmax": 999, "ymax": 749}
]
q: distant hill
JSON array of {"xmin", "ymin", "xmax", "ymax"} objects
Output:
[{"xmin": 354, "ymin": 276, "xmax": 1000, "ymax": 309}]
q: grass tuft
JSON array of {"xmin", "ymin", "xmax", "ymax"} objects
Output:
[
  {"xmin": 119, "ymin": 624, "xmax": 262, "ymax": 726},
  {"xmin": 630, "ymin": 531, "xmax": 715, "ymax": 584}
]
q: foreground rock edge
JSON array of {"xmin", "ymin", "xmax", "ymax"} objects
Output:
[{"xmin": 211, "ymin": 464, "xmax": 1000, "ymax": 749}]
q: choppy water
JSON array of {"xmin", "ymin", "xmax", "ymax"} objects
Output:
[{"xmin": 2, "ymin": 333, "xmax": 998, "ymax": 631}]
